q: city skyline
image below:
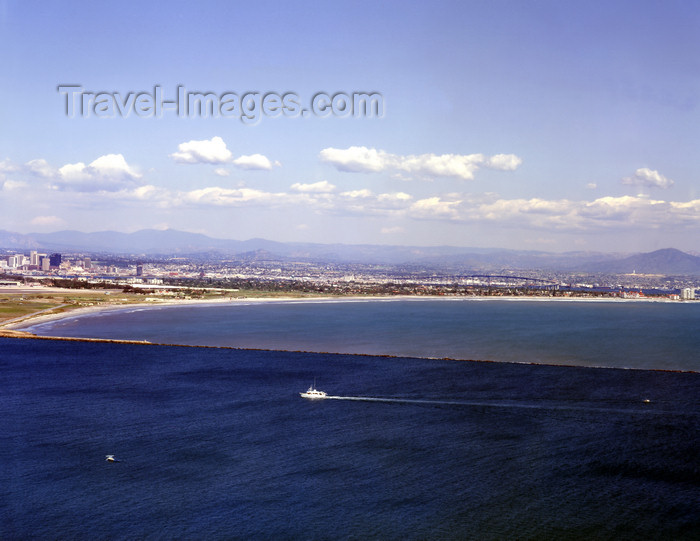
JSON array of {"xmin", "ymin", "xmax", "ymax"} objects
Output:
[{"xmin": 1, "ymin": 1, "xmax": 699, "ymax": 253}]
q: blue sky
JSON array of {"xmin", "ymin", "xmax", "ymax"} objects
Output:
[{"xmin": 1, "ymin": 0, "xmax": 699, "ymax": 252}]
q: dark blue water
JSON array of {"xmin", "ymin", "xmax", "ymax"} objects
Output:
[
  {"xmin": 26, "ymin": 299, "xmax": 700, "ymax": 371},
  {"xmin": 1, "ymin": 337, "xmax": 698, "ymax": 539}
]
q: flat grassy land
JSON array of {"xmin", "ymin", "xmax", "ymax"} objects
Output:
[
  {"xmin": 0, "ymin": 287, "xmax": 341, "ymax": 327},
  {"xmin": 0, "ymin": 291, "xmax": 141, "ymax": 326},
  {"xmin": 0, "ymin": 300, "xmax": 59, "ymax": 319}
]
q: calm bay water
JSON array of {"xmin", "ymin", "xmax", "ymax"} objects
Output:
[
  {"xmin": 26, "ymin": 298, "xmax": 700, "ymax": 371},
  {"xmin": 4, "ymin": 299, "xmax": 699, "ymax": 538},
  {"xmin": 1, "ymin": 337, "xmax": 698, "ymax": 539}
]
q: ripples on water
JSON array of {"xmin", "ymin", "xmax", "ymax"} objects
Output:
[{"xmin": 2, "ymin": 337, "xmax": 698, "ymax": 539}]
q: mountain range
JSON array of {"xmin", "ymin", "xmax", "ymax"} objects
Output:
[{"xmin": 1, "ymin": 229, "xmax": 700, "ymax": 275}]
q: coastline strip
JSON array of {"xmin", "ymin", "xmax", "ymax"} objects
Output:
[{"xmin": 3, "ymin": 292, "xmax": 691, "ymax": 333}]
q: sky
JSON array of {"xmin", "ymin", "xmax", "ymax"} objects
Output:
[{"xmin": 1, "ymin": 0, "xmax": 699, "ymax": 253}]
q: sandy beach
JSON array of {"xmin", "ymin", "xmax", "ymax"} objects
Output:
[{"xmin": 0, "ymin": 288, "xmax": 410, "ymax": 334}]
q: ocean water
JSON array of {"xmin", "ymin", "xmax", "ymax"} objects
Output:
[
  {"xmin": 1, "ymin": 337, "xmax": 698, "ymax": 540},
  {"xmin": 5, "ymin": 299, "xmax": 700, "ymax": 538},
  {"xmin": 26, "ymin": 298, "xmax": 700, "ymax": 371},
  {"xmin": 0, "ymin": 339, "xmax": 700, "ymax": 540}
]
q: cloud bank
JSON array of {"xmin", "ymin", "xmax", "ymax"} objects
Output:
[
  {"xmin": 319, "ymin": 146, "xmax": 522, "ymax": 180},
  {"xmin": 2, "ymin": 155, "xmax": 143, "ymax": 192},
  {"xmin": 2, "ymin": 150, "xmax": 697, "ymax": 244},
  {"xmin": 48, "ymin": 181, "xmax": 697, "ymax": 232}
]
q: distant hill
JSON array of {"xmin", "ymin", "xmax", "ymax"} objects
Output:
[
  {"xmin": 0, "ymin": 228, "xmax": 612, "ymax": 268},
  {"xmin": 0, "ymin": 229, "xmax": 275, "ymax": 256},
  {"xmin": 0, "ymin": 229, "xmax": 546, "ymax": 263},
  {"xmin": 1, "ymin": 229, "xmax": 698, "ymax": 274},
  {"xmin": 0, "ymin": 230, "xmax": 42, "ymax": 250},
  {"xmin": 582, "ymin": 248, "xmax": 700, "ymax": 275}
]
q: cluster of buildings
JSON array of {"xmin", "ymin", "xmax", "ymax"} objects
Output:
[
  {"xmin": 1, "ymin": 249, "xmax": 698, "ymax": 300},
  {"xmin": 1, "ymin": 251, "xmax": 123, "ymax": 279},
  {"xmin": 1, "ymin": 251, "xmax": 70, "ymax": 272},
  {"xmin": 681, "ymin": 287, "xmax": 696, "ymax": 300},
  {"xmin": 0, "ymin": 250, "xmax": 173, "ymax": 286}
]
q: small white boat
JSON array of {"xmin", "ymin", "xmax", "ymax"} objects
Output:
[
  {"xmin": 105, "ymin": 455, "xmax": 117, "ymax": 462},
  {"xmin": 300, "ymin": 380, "xmax": 327, "ymax": 400}
]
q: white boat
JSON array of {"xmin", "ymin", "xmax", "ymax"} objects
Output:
[
  {"xmin": 105, "ymin": 455, "xmax": 116, "ymax": 462},
  {"xmin": 300, "ymin": 380, "xmax": 327, "ymax": 400}
]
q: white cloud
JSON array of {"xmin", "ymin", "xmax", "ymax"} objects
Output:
[
  {"xmin": 170, "ymin": 136, "xmax": 233, "ymax": 164},
  {"xmin": 121, "ymin": 183, "xmax": 415, "ymax": 218},
  {"xmin": 7, "ymin": 150, "xmax": 699, "ymax": 236},
  {"xmin": 90, "ymin": 154, "xmax": 140, "ymax": 178},
  {"xmin": 58, "ymin": 162, "xmax": 91, "ymax": 182},
  {"xmin": 2, "ymin": 179, "xmax": 28, "ymax": 191},
  {"xmin": 0, "ymin": 158, "xmax": 19, "ymax": 173},
  {"xmin": 381, "ymin": 226, "xmax": 404, "ymax": 234},
  {"xmin": 319, "ymin": 147, "xmax": 388, "ymax": 173},
  {"xmin": 101, "ymin": 180, "xmax": 697, "ymax": 232},
  {"xmin": 232, "ymin": 154, "xmax": 279, "ymax": 170},
  {"xmin": 180, "ymin": 187, "xmax": 289, "ymax": 207},
  {"xmin": 580, "ymin": 195, "xmax": 671, "ymax": 225},
  {"xmin": 400, "ymin": 153, "xmax": 484, "ymax": 179},
  {"xmin": 129, "ymin": 185, "xmax": 165, "ymax": 200},
  {"xmin": 409, "ymin": 197, "xmax": 462, "ymax": 219},
  {"xmin": 108, "ymin": 181, "xmax": 696, "ymax": 232},
  {"xmin": 376, "ymin": 192, "xmax": 413, "ymax": 209},
  {"xmin": 484, "ymin": 154, "xmax": 523, "ymax": 171},
  {"xmin": 332, "ymin": 190, "xmax": 380, "ymax": 216},
  {"xmin": 25, "ymin": 158, "xmax": 56, "ymax": 178},
  {"xmin": 333, "ymin": 190, "xmax": 413, "ymax": 216},
  {"xmin": 0, "ymin": 155, "xmax": 143, "ymax": 194},
  {"xmin": 214, "ymin": 168, "xmax": 230, "ymax": 177},
  {"xmin": 457, "ymin": 194, "xmax": 700, "ymax": 230},
  {"xmin": 80, "ymin": 185, "xmax": 173, "ymax": 210},
  {"xmin": 319, "ymin": 146, "xmax": 522, "ymax": 180},
  {"xmin": 56, "ymin": 154, "xmax": 142, "ymax": 191},
  {"xmin": 291, "ymin": 180, "xmax": 336, "ymax": 193},
  {"xmin": 622, "ymin": 167, "xmax": 674, "ymax": 189},
  {"xmin": 586, "ymin": 183, "xmax": 597, "ymax": 189},
  {"xmin": 171, "ymin": 137, "xmax": 278, "ymax": 171},
  {"xmin": 31, "ymin": 215, "xmax": 65, "ymax": 226},
  {"xmin": 471, "ymin": 197, "xmax": 578, "ymax": 228},
  {"xmin": 339, "ymin": 188, "xmax": 373, "ymax": 198}
]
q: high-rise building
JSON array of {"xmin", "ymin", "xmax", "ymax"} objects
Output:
[
  {"xmin": 83, "ymin": 257, "xmax": 92, "ymax": 270},
  {"xmin": 49, "ymin": 253, "xmax": 62, "ymax": 267},
  {"xmin": 680, "ymin": 288, "xmax": 695, "ymax": 300},
  {"xmin": 30, "ymin": 250, "xmax": 39, "ymax": 266},
  {"xmin": 41, "ymin": 257, "xmax": 50, "ymax": 271},
  {"xmin": 136, "ymin": 264, "xmax": 143, "ymax": 276}
]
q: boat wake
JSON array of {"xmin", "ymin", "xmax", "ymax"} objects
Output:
[
  {"xmin": 323, "ymin": 395, "xmax": 672, "ymax": 415},
  {"xmin": 326, "ymin": 396, "xmax": 474, "ymax": 407}
]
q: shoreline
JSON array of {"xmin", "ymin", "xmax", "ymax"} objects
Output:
[
  {"xmin": 1, "ymin": 290, "xmax": 693, "ymax": 333},
  {"xmin": 2, "ymin": 291, "xmax": 697, "ymax": 374},
  {"xmin": 0, "ymin": 294, "xmax": 404, "ymax": 331}
]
